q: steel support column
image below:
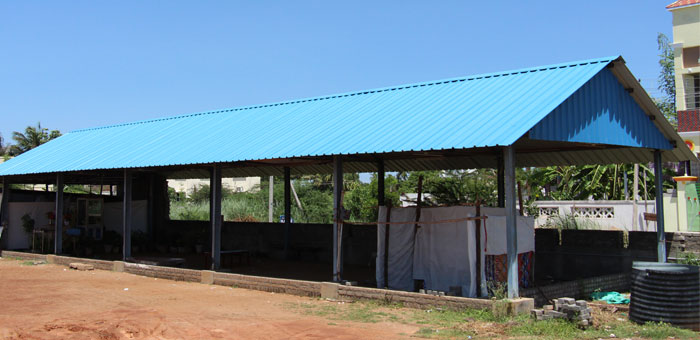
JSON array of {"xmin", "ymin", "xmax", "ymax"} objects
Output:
[
  {"xmin": 284, "ymin": 166, "xmax": 291, "ymax": 259},
  {"xmin": 122, "ymin": 170, "xmax": 132, "ymax": 260},
  {"xmin": 0, "ymin": 178, "xmax": 9, "ymax": 244},
  {"xmin": 377, "ymin": 160, "xmax": 385, "ymax": 206},
  {"xmin": 210, "ymin": 164, "xmax": 222, "ymax": 270},
  {"xmin": 55, "ymin": 174, "xmax": 64, "ymax": 254},
  {"xmin": 332, "ymin": 156, "xmax": 343, "ymax": 282},
  {"xmin": 147, "ymin": 173, "xmax": 154, "ymax": 240},
  {"xmin": 503, "ymin": 146, "xmax": 519, "ymax": 298},
  {"xmin": 0, "ymin": 178, "xmax": 8, "ymax": 250},
  {"xmin": 654, "ymin": 150, "xmax": 667, "ymax": 263},
  {"xmin": 497, "ymin": 155, "xmax": 505, "ymax": 208}
]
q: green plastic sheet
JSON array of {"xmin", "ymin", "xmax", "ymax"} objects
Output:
[{"xmin": 591, "ymin": 291, "xmax": 630, "ymax": 304}]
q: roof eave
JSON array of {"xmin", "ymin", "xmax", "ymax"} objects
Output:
[{"xmin": 606, "ymin": 57, "xmax": 697, "ymax": 162}]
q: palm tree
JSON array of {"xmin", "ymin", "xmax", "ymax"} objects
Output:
[{"xmin": 7, "ymin": 122, "xmax": 61, "ymax": 155}]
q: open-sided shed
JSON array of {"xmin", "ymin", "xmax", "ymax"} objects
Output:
[{"xmin": 0, "ymin": 56, "xmax": 694, "ymax": 297}]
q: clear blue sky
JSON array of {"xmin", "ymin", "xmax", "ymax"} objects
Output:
[{"xmin": 0, "ymin": 1, "xmax": 675, "ymax": 142}]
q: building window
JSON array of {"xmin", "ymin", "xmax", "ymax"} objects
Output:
[
  {"xmin": 683, "ymin": 47, "xmax": 700, "ymax": 69},
  {"xmin": 685, "ymin": 74, "xmax": 700, "ymax": 109}
]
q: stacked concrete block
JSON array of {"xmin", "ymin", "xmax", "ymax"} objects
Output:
[
  {"xmin": 419, "ymin": 289, "xmax": 446, "ymax": 297},
  {"xmin": 531, "ymin": 297, "xmax": 593, "ymax": 328}
]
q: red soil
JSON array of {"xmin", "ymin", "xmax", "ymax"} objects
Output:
[{"xmin": 0, "ymin": 258, "xmax": 416, "ymax": 340}]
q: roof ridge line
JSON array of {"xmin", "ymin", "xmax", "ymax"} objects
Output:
[{"xmin": 70, "ymin": 56, "xmax": 618, "ymax": 133}]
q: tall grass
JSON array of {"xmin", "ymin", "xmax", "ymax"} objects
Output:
[
  {"xmin": 170, "ymin": 188, "xmax": 333, "ymax": 223},
  {"xmin": 542, "ymin": 212, "xmax": 602, "ymax": 230}
]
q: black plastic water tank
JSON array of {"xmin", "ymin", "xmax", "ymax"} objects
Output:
[{"xmin": 630, "ymin": 261, "xmax": 700, "ymax": 330}]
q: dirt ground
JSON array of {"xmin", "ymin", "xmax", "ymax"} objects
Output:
[{"xmin": 0, "ymin": 258, "xmax": 416, "ymax": 340}]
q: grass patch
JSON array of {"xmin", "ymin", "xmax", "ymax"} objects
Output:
[
  {"xmin": 508, "ymin": 318, "xmax": 580, "ymax": 339},
  {"xmin": 508, "ymin": 314, "xmax": 698, "ymax": 340},
  {"xmin": 414, "ymin": 327, "xmax": 474, "ymax": 339},
  {"xmin": 284, "ymin": 299, "xmax": 698, "ymax": 340},
  {"xmin": 635, "ymin": 321, "xmax": 698, "ymax": 339},
  {"xmin": 285, "ymin": 300, "xmax": 402, "ymax": 324},
  {"xmin": 2, "ymin": 256, "xmax": 23, "ymax": 261},
  {"xmin": 20, "ymin": 260, "xmax": 44, "ymax": 266}
]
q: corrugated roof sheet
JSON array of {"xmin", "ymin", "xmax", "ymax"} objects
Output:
[
  {"xmin": 530, "ymin": 68, "xmax": 672, "ymax": 149},
  {"xmin": 0, "ymin": 56, "xmax": 693, "ymax": 177}
]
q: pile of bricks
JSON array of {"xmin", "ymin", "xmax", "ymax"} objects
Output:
[{"xmin": 531, "ymin": 297, "xmax": 593, "ymax": 328}]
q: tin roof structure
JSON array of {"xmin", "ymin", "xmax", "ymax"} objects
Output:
[{"xmin": 0, "ymin": 56, "xmax": 694, "ymax": 181}]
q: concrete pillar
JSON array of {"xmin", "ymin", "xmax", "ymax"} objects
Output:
[
  {"xmin": 55, "ymin": 174, "xmax": 64, "ymax": 254},
  {"xmin": 210, "ymin": 164, "xmax": 222, "ymax": 270},
  {"xmin": 504, "ymin": 146, "xmax": 519, "ymax": 298},
  {"xmin": 672, "ymin": 175, "xmax": 698, "ymax": 232},
  {"xmin": 332, "ymin": 156, "xmax": 343, "ymax": 282},
  {"xmin": 123, "ymin": 170, "xmax": 132, "ymax": 260},
  {"xmin": 654, "ymin": 150, "xmax": 666, "ymax": 263}
]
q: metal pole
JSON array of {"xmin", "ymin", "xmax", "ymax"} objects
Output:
[
  {"xmin": 377, "ymin": 159, "xmax": 387, "ymax": 287},
  {"xmin": 624, "ymin": 170, "xmax": 628, "ymax": 200},
  {"xmin": 268, "ymin": 176, "xmax": 274, "ymax": 223},
  {"xmin": 54, "ymin": 175, "xmax": 63, "ymax": 254},
  {"xmin": 377, "ymin": 160, "xmax": 385, "ymax": 206},
  {"xmin": 633, "ymin": 164, "xmax": 639, "ymax": 231},
  {"xmin": 210, "ymin": 165, "xmax": 222, "ymax": 270},
  {"xmin": 1, "ymin": 177, "xmax": 10, "ymax": 249},
  {"xmin": 284, "ymin": 166, "xmax": 291, "ymax": 259},
  {"xmin": 497, "ymin": 154, "xmax": 505, "ymax": 208},
  {"xmin": 122, "ymin": 170, "xmax": 132, "ymax": 260},
  {"xmin": 332, "ymin": 156, "xmax": 343, "ymax": 282},
  {"xmin": 503, "ymin": 146, "xmax": 519, "ymax": 298},
  {"xmin": 147, "ymin": 173, "xmax": 154, "ymax": 240},
  {"xmin": 654, "ymin": 150, "xmax": 667, "ymax": 263}
]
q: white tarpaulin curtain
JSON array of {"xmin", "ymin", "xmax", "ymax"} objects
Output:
[
  {"xmin": 413, "ymin": 206, "xmax": 477, "ymax": 297},
  {"xmin": 376, "ymin": 207, "xmax": 416, "ymax": 292},
  {"xmin": 376, "ymin": 206, "xmax": 535, "ymax": 298}
]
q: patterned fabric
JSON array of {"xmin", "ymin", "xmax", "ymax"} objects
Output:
[{"xmin": 485, "ymin": 251, "xmax": 534, "ymax": 288}]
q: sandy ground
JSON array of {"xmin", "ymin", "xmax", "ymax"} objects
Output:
[{"xmin": 0, "ymin": 258, "xmax": 416, "ymax": 340}]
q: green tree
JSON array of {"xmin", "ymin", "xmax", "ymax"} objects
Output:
[
  {"xmin": 8, "ymin": 122, "xmax": 61, "ymax": 155},
  {"xmin": 394, "ymin": 170, "xmax": 498, "ymax": 207},
  {"xmin": 656, "ymin": 32, "xmax": 676, "ymax": 127},
  {"xmin": 344, "ymin": 174, "xmax": 402, "ymax": 222},
  {"xmin": 524, "ymin": 164, "xmax": 673, "ymax": 201}
]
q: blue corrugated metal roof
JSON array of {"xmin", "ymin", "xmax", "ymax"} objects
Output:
[
  {"xmin": 0, "ymin": 56, "xmax": 686, "ymax": 177},
  {"xmin": 530, "ymin": 68, "xmax": 673, "ymax": 149}
]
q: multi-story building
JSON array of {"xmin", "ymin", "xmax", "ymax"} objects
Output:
[{"xmin": 668, "ymin": 0, "xmax": 700, "ymax": 169}]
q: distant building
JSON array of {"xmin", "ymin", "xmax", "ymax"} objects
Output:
[
  {"xmin": 400, "ymin": 193, "xmax": 434, "ymax": 207},
  {"xmin": 669, "ymin": 0, "xmax": 700, "ymax": 112},
  {"xmin": 668, "ymin": 0, "xmax": 700, "ymax": 172},
  {"xmin": 168, "ymin": 177, "xmax": 261, "ymax": 197}
]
